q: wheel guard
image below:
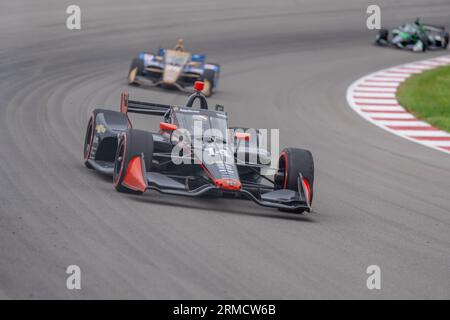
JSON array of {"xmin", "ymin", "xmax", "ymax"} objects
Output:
[{"xmin": 122, "ymin": 154, "xmax": 148, "ymax": 192}]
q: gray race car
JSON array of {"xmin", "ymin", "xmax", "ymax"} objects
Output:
[{"xmin": 83, "ymin": 81, "xmax": 314, "ymax": 214}]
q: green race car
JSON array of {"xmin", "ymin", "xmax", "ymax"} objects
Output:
[{"xmin": 376, "ymin": 18, "xmax": 449, "ymax": 52}]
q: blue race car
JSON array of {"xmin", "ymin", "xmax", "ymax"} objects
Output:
[{"xmin": 127, "ymin": 38, "xmax": 220, "ymax": 96}]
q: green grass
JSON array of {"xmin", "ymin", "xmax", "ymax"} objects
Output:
[{"xmin": 397, "ymin": 65, "xmax": 450, "ymax": 133}]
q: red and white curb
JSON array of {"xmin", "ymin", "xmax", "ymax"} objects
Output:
[{"xmin": 347, "ymin": 55, "xmax": 450, "ymax": 155}]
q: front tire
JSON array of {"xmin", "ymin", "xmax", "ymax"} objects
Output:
[
  {"xmin": 128, "ymin": 58, "xmax": 144, "ymax": 85},
  {"xmin": 376, "ymin": 29, "xmax": 389, "ymax": 45},
  {"xmin": 419, "ymin": 35, "xmax": 429, "ymax": 52},
  {"xmin": 274, "ymin": 148, "xmax": 314, "ymax": 213},
  {"xmin": 113, "ymin": 129, "xmax": 154, "ymax": 194}
]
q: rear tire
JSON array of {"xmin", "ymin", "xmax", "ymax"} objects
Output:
[
  {"xmin": 83, "ymin": 112, "xmax": 98, "ymax": 169},
  {"xmin": 444, "ymin": 32, "xmax": 449, "ymax": 49},
  {"xmin": 128, "ymin": 58, "xmax": 144, "ymax": 85},
  {"xmin": 274, "ymin": 148, "xmax": 314, "ymax": 213},
  {"xmin": 113, "ymin": 129, "xmax": 154, "ymax": 194}
]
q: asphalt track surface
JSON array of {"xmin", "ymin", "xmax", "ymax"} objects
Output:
[{"xmin": 1, "ymin": 0, "xmax": 449, "ymax": 299}]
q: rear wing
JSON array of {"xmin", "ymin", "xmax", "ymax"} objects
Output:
[
  {"xmin": 422, "ymin": 24, "xmax": 446, "ymax": 31},
  {"xmin": 120, "ymin": 92, "xmax": 173, "ymax": 116}
]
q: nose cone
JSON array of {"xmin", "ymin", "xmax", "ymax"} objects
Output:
[
  {"xmin": 194, "ymin": 142, "xmax": 241, "ymax": 191},
  {"xmin": 163, "ymin": 65, "xmax": 181, "ymax": 84},
  {"xmin": 215, "ymin": 178, "xmax": 241, "ymax": 191}
]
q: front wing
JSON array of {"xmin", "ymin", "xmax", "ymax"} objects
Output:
[{"xmin": 143, "ymin": 171, "xmax": 311, "ymax": 212}]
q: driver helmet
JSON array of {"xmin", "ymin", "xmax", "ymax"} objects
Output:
[{"xmin": 174, "ymin": 38, "xmax": 185, "ymax": 51}]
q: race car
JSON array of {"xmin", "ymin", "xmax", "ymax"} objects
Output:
[
  {"xmin": 83, "ymin": 81, "xmax": 314, "ymax": 213},
  {"xmin": 375, "ymin": 19, "xmax": 449, "ymax": 52},
  {"xmin": 127, "ymin": 38, "xmax": 220, "ymax": 96}
]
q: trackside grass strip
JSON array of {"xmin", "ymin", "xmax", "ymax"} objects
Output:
[{"xmin": 397, "ymin": 65, "xmax": 450, "ymax": 133}]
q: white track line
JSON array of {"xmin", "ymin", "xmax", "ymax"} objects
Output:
[{"xmin": 347, "ymin": 54, "xmax": 450, "ymax": 155}]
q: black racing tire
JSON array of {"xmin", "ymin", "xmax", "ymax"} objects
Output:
[
  {"xmin": 275, "ymin": 148, "xmax": 314, "ymax": 213},
  {"xmin": 376, "ymin": 29, "xmax": 389, "ymax": 45},
  {"xmin": 201, "ymin": 68, "xmax": 217, "ymax": 97},
  {"xmin": 444, "ymin": 32, "xmax": 449, "ymax": 49},
  {"xmin": 83, "ymin": 109, "xmax": 130, "ymax": 169},
  {"xmin": 128, "ymin": 58, "xmax": 144, "ymax": 85},
  {"xmin": 113, "ymin": 129, "xmax": 153, "ymax": 194},
  {"xmin": 83, "ymin": 111, "xmax": 99, "ymax": 169},
  {"xmin": 419, "ymin": 34, "xmax": 429, "ymax": 52}
]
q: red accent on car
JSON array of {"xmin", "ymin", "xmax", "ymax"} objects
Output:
[
  {"xmin": 122, "ymin": 156, "xmax": 147, "ymax": 192},
  {"xmin": 194, "ymin": 81, "xmax": 204, "ymax": 92},
  {"xmin": 302, "ymin": 177, "xmax": 311, "ymax": 205},
  {"xmin": 214, "ymin": 178, "xmax": 242, "ymax": 191},
  {"xmin": 160, "ymin": 122, "xmax": 178, "ymax": 131},
  {"xmin": 120, "ymin": 91, "xmax": 129, "ymax": 114},
  {"xmin": 235, "ymin": 132, "xmax": 250, "ymax": 141},
  {"xmin": 199, "ymin": 162, "xmax": 241, "ymax": 191}
]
